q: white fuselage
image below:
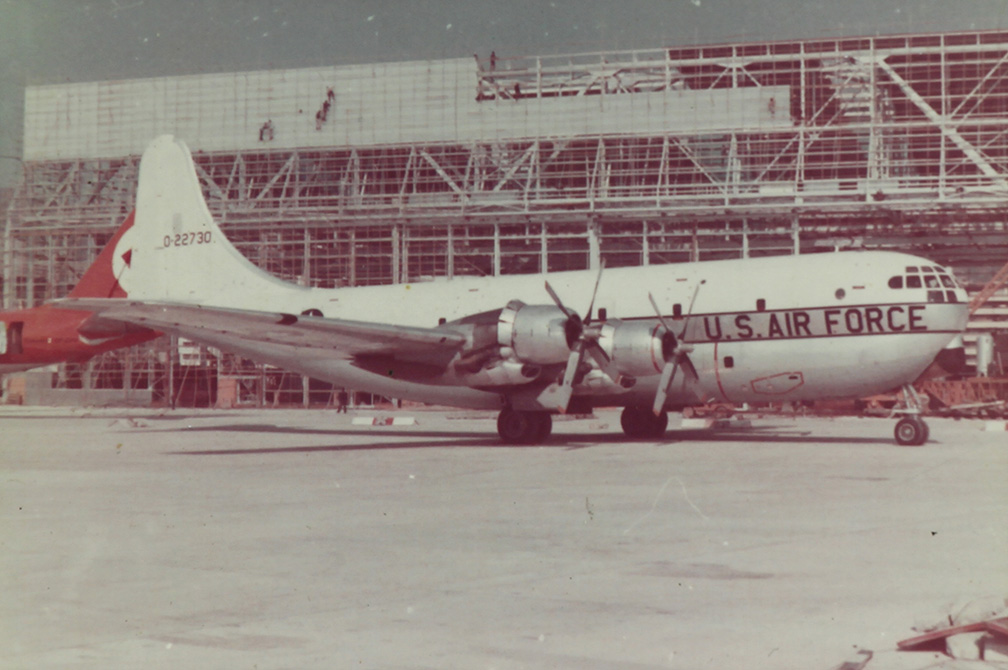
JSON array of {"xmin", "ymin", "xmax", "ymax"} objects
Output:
[{"xmin": 119, "ymin": 240, "xmax": 967, "ymax": 411}]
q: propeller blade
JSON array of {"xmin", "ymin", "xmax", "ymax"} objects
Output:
[
  {"xmin": 648, "ymin": 292, "xmax": 672, "ymax": 331},
  {"xmin": 544, "ymin": 280, "xmax": 575, "ymax": 319},
  {"xmin": 649, "ymin": 280, "xmax": 706, "ymax": 415},
  {"xmin": 549, "ymin": 343, "xmax": 586, "ymax": 413},
  {"xmin": 541, "ymin": 264, "xmax": 610, "ymax": 412},
  {"xmin": 679, "ymin": 351, "xmax": 700, "ymax": 381},
  {"xmin": 585, "ymin": 340, "xmax": 622, "ymax": 382},
  {"xmin": 584, "ymin": 260, "xmax": 606, "ymax": 325},
  {"xmin": 653, "ymin": 359, "xmax": 680, "ymax": 416},
  {"xmin": 678, "ymin": 279, "xmax": 706, "ymax": 338}
]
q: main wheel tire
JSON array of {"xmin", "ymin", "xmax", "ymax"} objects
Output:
[
  {"xmin": 894, "ymin": 416, "xmax": 928, "ymax": 446},
  {"xmin": 648, "ymin": 410, "xmax": 669, "ymax": 438},
  {"xmin": 535, "ymin": 412, "xmax": 553, "ymax": 441},
  {"xmin": 621, "ymin": 406, "xmax": 667, "ymax": 439},
  {"xmin": 620, "ymin": 406, "xmax": 648, "ymax": 438},
  {"xmin": 497, "ymin": 408, "xmax": 550, "ymax": 445}
]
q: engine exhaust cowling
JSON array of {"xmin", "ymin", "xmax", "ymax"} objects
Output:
[
  {"xmin": 597, "ymin": 319, "xmax": 670, "ymax": 378},
  {"xmin": 497, "ymin": 300, "xmax": 576, "ymax": 365},
  {"xmin": 456, "ymin": 359, "xmax": 542, "ymax": 387}
]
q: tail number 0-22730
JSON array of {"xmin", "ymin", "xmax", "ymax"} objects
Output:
[{"xmin": 164, "ymin": 231, "xmax": 211, "ymax": 248}]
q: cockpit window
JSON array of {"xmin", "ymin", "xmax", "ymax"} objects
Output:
[{"xmin": 892, "ymin": 266, "xmax": 963, "ymax": 292}]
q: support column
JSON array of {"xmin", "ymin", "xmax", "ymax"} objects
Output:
[
  {"xmin": 642, "ymin": 221, "xmax": 650, "ymax": 266},
  {"xmin": 587, "ymin": 217, "xmax": 601, "ymax": 270},
  {"xmin": 540, "ymin": 222, "xmax": 548, "ymax": 273},
  {"xmin": 302, "ymin": 229, "xmax": 311, "ymax": 286},
  {"xmin": 347, "ymin": 228, "xmax": 357, "ymax": 287},
  {"xmin": 447, "ymin": 224, "xmax": 455, "ymax": 279},
  {"xmin": 392, "ymin": 223, "xmax": 402, "ymax": 283},
  {"xmin": 493, "ymin": 223, "xmax": 501, "ymax": 276}
]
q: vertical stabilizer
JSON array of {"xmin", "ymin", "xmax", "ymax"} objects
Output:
[
  {"xmin": 67, "ymin": 211, "xmax": 135, "ymax": 299},
  {"xmin": 114, "ymin": 135, "xmax": 306, "ymax": 309}
]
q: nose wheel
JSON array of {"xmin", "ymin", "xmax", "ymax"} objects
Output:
[
  {"xmin": 893, "ymin": 384, "xmax": 929, "ymax": 446},
  {"xmin": 894, "ymin": 416, "xmax": 929, "ymax": 446}
]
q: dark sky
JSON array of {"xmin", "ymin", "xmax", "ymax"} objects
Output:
[{"xmin": 2, "ymin": 0, "xmax": 1006, "ymax": 186}]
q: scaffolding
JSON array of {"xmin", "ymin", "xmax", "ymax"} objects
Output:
[{"xmin": 5, "ymin": 29, "xmax": 1008, "ymax": 405}]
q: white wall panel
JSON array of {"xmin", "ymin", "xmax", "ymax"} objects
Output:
[{"xmin": 24, "ymin": 58, "xmax": 791, "ymax": 160}]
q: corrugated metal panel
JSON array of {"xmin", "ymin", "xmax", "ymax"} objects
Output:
[{"xmin": 24, "ymin": 58, "xmax": 790, "ymax": 160}]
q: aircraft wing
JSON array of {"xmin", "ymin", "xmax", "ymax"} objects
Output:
[{"xmin": 56, "ymin": 298, "xmax": 469, "ymax": 369}]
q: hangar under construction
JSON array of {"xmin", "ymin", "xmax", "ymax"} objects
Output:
[{"xmin": 3, "ymin": 29, "xmax": 1008, "ymax": 407}]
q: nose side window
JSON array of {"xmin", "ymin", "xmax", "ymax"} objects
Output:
[{"xmin": 888, "ymin": 276, "xmax": 903, "ymax": 289}]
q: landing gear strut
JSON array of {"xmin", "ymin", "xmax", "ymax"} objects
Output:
[
  {"xmin": 893, "ymin": 384, "xmax": 929, "ymax": 447},
  {"xmin": 497, "ymin": 408, "xmax": 552, "ymax": 445},
  {"xmin": 620, "ymin": 406, "xmax": 668, "ymax": 439}
]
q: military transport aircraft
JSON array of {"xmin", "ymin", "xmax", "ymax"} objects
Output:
[
  {"xmin": 1, "ymin": 211, "xmax": 157, "ymax": 375},
  {"xmin": 59, "ymin": 135, "xmax": 969, "ymax": 445}
]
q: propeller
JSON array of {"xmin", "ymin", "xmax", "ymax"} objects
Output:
[
  {"xmin": 539, "ymin": 262, "xmax": 616, "ymax": 412},
  {"xmin": 649, "ymin": 280, "xmax": 704, "ymax": 416}
]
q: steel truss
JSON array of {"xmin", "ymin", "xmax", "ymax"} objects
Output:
[{"xmin": 5, "ymin": 29, "xmax": 1008, "ymax": 404}]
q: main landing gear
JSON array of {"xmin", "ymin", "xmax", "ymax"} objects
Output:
[
  {"xmin": 495, "ymin": 406, "xmax": 668, "ymax": 443},
  {"xmin": 496, "ymin": 407, "xmax": 552, "ymax": 445},
  {"xmin": 893, "ymin": 384, "xmax": 929, "ymax": 447},
  {"xmin": 620, "ymin": 405, "xmax": 668, "ymax": 439}
]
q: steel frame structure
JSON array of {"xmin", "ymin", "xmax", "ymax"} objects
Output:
[{"xmin": 5, "ymin": 29, "xmax": 1008, "ymax": 403}]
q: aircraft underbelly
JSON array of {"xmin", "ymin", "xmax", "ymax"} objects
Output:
[{"xmin": 703, "ymin": 332, "xmax": 953, "ymax": 403}]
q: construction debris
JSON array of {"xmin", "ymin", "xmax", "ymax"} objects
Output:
[
  {"xmin": 830, "ymin": 649, "xmax": 872, "ymax": 670},
  {"xmin": 898, "ymin": 596, "xmax": 1008, "ymax": 661}
]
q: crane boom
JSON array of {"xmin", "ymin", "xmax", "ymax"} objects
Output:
[{"xmin": 969, "ymin": 260, "xmax": 1008, "ymax": 315}]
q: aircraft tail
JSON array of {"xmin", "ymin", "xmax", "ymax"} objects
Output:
[
  {"xmin": 114, "ymin": 135, "xmax": 302, "ymax": 309},
  {"xmin": 67, "ymin": 211, "xmax": 135, "ymax": 299}
]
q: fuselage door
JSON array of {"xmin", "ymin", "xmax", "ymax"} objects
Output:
[{"xmin": 0, "ymin": 321, "xmax": 5, "ymax": 355}]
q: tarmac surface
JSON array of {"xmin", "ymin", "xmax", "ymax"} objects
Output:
[{"xmin": 1, "ymin": 406, "xmax": 1006, "ymax": 669}]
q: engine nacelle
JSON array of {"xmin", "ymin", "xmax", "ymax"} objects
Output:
[
  {"xmin": 597, "ymin": 319, "xmax": 671, "ymax": 378},
  {"xmin": 456, "ymin": 359, "xmax": 542, "ymax": 387},
  {"xmin": 497, "ymin": 300, "xmax": 575, "ymax": 365}
]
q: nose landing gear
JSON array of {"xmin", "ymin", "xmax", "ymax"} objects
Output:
[
  {"xmin": 893, "ymin": 384, "xmax": 929, "ymax": 446},
  {"xmin": 894, "ymin": 415, "xmax": 929, "ymax": 446}
]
